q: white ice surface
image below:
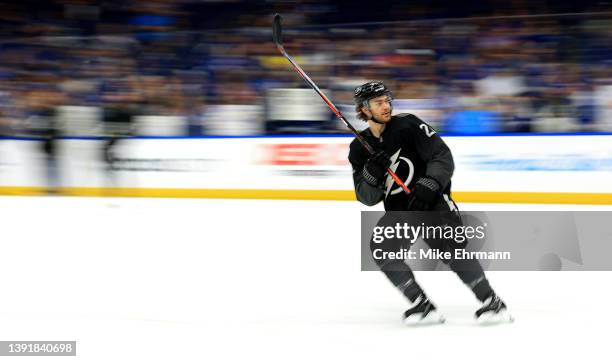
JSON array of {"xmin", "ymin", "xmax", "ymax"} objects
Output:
[{"xmin": 1, "ymin": 196, "xmax": 611, "ymax": 361}]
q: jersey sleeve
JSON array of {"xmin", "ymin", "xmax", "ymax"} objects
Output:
[
  {"xmin": 348, "ymin": 140, "xmax": 384, "ymax": 206},
  {"xmin": 406, "ymin": 116, "xmax": 454, "ymax": 189}
]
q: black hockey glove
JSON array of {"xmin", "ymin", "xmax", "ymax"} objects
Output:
[
  {"xmin": 362, "ymin": 150, "xmax": 391, "ymax": 187},
  {"xmin": 407, "ymin": 177, "xmax": 441, "ymax": 210}
]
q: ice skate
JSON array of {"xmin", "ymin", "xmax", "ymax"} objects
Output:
[
  {"xmin": 403, "ymin": 294, "xmax": 445, "ymax": 325},
  {"xmin": 475, "ymin": 293, "xmax": 513, "ymax": 324}
]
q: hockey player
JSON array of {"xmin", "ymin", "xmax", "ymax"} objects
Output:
[{"xmin": 348, "ymin": 81, "xmax": 511, "ymax": 324}]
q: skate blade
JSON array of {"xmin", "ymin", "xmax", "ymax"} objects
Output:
[
  {"xmin": 403, "ymin": 311, "xmax": 445, "ymax": 326},
  {"xmin": 476, "ymin": 309, "xmax": 514, "ymax": 325}
]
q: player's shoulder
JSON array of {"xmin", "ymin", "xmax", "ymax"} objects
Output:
[
  {"xmin": 349, "ymin": 128, "xmax": 373, "ymax": 150},
  {"xmin": 348, "ymin": 129, "xmax": 375, "ymax": 162},
  {"xmin": 390, "ymin": 113, "xmax": 425, "ymax": 129}
]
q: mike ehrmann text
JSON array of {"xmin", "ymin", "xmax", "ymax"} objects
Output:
[{"xmin": 372, "ymin": 248, "xmax": 512, "ymax": 261}]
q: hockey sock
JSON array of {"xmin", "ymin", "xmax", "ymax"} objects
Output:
[
  {"xmin": 469, "ymin": 276, "xmax": 494, "ymax": 302},
  {"xmin": 380, "ymin": 261, "xmax": 424, "ymax": 302},
  {"xmin": 448, "ymin": 258, "xmax": 494, "ymax": 301}
]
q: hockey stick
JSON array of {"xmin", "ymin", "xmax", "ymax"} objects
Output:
[{"xmin": 272, "ymin": 13, "xmax": 411, "ymax": 194}]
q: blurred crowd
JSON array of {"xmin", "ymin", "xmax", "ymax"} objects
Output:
[{"xmin": 0, "ymin": 0, "xmax": 611, "ymax": 137}]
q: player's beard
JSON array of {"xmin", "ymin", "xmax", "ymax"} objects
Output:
[{"xmin": 371, "ymin": 110, "xmax": 392, "ymax": 124}]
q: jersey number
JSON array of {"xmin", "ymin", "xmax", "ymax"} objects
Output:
[{"xmin": 419, "ymin": 123, "xmax": 436, "ymax": 137}]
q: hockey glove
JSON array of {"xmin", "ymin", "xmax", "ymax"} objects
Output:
[
  {"xmin": 362, "ymin": 150, "xmax": 391, "ymax": 187},
  {"xmin": 407, "ymin": 177, "xmax": 441, "ymax": 210}
]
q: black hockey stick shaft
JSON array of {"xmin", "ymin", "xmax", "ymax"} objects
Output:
[{"xmin": 272, "ymin": 14, "xmax": 410, "ymax": 194}]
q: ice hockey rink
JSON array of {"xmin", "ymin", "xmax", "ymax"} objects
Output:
[{"xmin": 1, "ymin": 196, "xmax": 611, "ymax": 362}]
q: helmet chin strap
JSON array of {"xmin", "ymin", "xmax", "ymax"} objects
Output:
[{"xmin": 369, "ymin": 116, "xmax": 386, "ymax": 125}]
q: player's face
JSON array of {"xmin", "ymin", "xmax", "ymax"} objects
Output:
[{"xmin": 363, "ymin": 95, "xmax": 393, "ymax": 123}]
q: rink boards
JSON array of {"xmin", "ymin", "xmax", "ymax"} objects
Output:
[{"xmin": 1, "ymin": 134, "xmax": 612, "ymax": 204}]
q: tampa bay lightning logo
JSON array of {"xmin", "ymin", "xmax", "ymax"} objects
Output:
[{"xmin": 384, "ymin": 148, "xmax": 414, "ymax": 199}]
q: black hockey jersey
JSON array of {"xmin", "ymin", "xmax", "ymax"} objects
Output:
[{"xmin": 348, "ymin": 113, "xmax": 454, "ymax": 211}]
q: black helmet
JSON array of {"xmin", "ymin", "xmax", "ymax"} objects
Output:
[{"xmin": 354, "ymin": 81, "xmax": 392, "ymax": 106}]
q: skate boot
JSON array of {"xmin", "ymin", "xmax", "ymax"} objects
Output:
[
  {"xmin": 475, "ymin": 293, "xmax": 513, "ymax": 324},
  {"xmin": 403, "ymin": 293, "xmax": 445, "ymax": 325}
]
